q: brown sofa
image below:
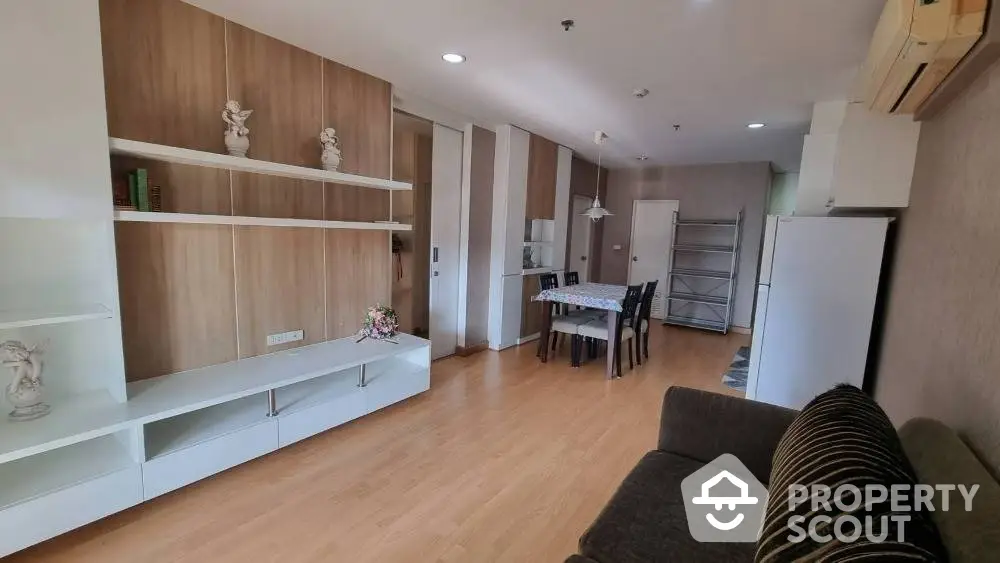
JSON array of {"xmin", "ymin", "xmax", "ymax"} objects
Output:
[{"xmin": 566, "ymin": 386, "xmax": 1000, "ymax": 563}]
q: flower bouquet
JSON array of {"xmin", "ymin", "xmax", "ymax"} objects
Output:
[{"xmin": 357, "ymin": 304, "xmax": 400, "ymax": 343}]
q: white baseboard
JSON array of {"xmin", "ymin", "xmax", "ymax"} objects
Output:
[
  {"xmin": 729, "ymin": 325, "xmax": 751, "ymax": 335},
  {"xmin": 517, "ymin": 333, "xmax": 540, "ymax": 345}
]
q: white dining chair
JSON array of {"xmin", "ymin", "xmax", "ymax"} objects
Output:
[{"xmin": 575, "ymin": 284, "xmax": 644, "ymax": 375}]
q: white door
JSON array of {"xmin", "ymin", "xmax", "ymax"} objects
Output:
[
  {"xmin": 569, "ymin": 195, "xmax": 593, "ymax": 282},
  {"xmin": 627, "ymin": 200, "xmax": 679, "ymax": 319},
  {"xmin": 429, "ymin": 124, "xmax": 463, "ymax": 359}
]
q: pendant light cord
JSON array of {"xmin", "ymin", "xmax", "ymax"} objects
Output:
[{"xmin": 595, "ymin": 139, "xmax": 602, "ymax": 199}]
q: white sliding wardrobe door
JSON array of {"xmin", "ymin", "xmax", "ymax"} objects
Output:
[
  {"xmin": 429, "ymin": 124, "xmax": 463, "ymax": 359},
  {"xmin": 628, "ymin": 200, "xmax": 679, "ymax": 319}
]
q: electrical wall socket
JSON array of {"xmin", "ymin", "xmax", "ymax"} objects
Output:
[{"xmin": 266, "ymin": 329, "xmax": 304, "ymax": 347}]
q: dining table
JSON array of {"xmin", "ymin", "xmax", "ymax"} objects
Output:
[{"xmin": 535, "ymin": 282, "xmax": 628, "ymax": 380}]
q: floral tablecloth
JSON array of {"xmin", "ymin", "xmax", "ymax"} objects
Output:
[{"xmin": 535, "ymin": 283, "xmax": 626, "ymax": 312}]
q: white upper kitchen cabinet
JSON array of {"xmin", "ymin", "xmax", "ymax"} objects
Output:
[{"xmin": 794, "ymin": 101, "xmax": 921, "ymax": 215}]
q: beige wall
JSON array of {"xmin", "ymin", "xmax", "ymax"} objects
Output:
[
  {"xmin": 600, "ymin": 163, "xmax": 771, "ymax": 328},
  {"xmin": 875, "ymin": 58, "xmax": 1000, "ymax": 473},
  {"xmin": 768, "ymin": 172, "xmax": 799, "ymax": 216},
  {"xmin": 464, "ymin": 126, "xmax": 496, "ymax": 347}
]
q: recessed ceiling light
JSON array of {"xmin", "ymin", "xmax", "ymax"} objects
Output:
[
  {"xmin": 633, "ymin": 88, "xmax": 650, "ymax": 99},
  {"xmin": 442, "ymin": 53, "xmax": 466, "ymax": 64},
  {"xmin": 637, "ymin": 155, "xmax": 649, "ymax": 161},
  {"xmin": 747, "ymin": 122, "xmax": 766, "ymax": 129}
]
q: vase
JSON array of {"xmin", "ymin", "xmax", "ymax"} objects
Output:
[
  {"xmin": 322, "ymin": 148, "xmax": 342, "ymax": 171},
  {"xmin": 225, "ymin": 132, "xmax": 250, "ymax": 157},
  {"xmin": 5, "ymin": 381, "xmax": 50, "ymax": 422}
]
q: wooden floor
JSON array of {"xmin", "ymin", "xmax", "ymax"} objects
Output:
[{"xmin": 11, "ymin": 326, "xmax": 746, "ymax": 563}]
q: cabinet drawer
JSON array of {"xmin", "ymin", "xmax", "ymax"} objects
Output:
[
  {"xmin": 278, "ymin": 391, "xmax": 365, "ymax": 447},
  {"xmin": 142, "ymin": 420, "xmax": 277, "ymax": 500},
  {"xmin": 0, "ymin": 466, "xmax": 141, "ymax": 557},
  {"xmin": 365, "ymin": 368, "xmax": 430, "ymax": 414}
]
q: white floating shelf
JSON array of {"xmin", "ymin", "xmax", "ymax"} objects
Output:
[
  {"xmin": 114, "ymin": 211, "xmax": 412, "ymax": 232},
  {"xmin": 0, "ymin": 304, "xmax": 112, "ymax": 331},
  {"xmin": 126, "ymin": 333, "xmax": 429, "ymax": 425},
  {"xmin": 109, "ymin": 138, "xmax": 412, "ymax": 191}
]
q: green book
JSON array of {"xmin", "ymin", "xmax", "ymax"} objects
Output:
[
  {"xmin": 136, "ymin": 168, "xmax": 149, "ymax": 212},
  {"xmin": 128, "ymin": 172, "xmax": 138, "ymax": 209}
]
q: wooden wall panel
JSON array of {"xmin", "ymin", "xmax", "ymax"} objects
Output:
[
  {"xmin": 411, "ymin": 134, "xmax": 433, "ymax": 334},
  {"xmin": 323, "ymin": 60, "xmax": 392, "ymax": 178},
  {"xmin": 526, "ymin": 135, "xmax": 558, "ymax": 220},
  {"xmin": 323, "ymin": 60, "xmax": 392, "ymax": 222},
  {"xmin": 233, "ymin": 174, "xmax": 324, "ymax": 220},
  {"xmin": 111, "ymin": 156, "xmax": 231, "ymax": 215},
  {"xmin": 116, "ymin": 223, "xmax": 238, "ymax": 381},
  {"xmin": 326, "ymin": 231, "xmax": 391, "ymax": 339},
  {"xmin": 521, "ymin": 275, "xmax": 543, "ymax": 338},
  {"xmin": 392, "ymin": 128, "xmax": 416, "ymax": 185},
  {"xmin": 226, "ymin": 22, "xmax": 322, "ymax": 167},
  {"xmin": 325, "ymin": 185, "xmax": 390, "ymax": 222},
  {"xmin": 100, "ymin": 0, "xmax": 226, "ymax": 151},
  {"xmin": 227, "ymin": 23, "xmax": 325, "ymax": 220},
  {"xmin": 235, "ymin": 227, "xmax": 325, "ymax": 358},
  {"xmin": 106, "ymin": 0, "xmax": 399, "ymax": 379}
]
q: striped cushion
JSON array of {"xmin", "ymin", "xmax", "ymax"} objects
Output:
[{"xmin": 754, "ymin": 385, "xmax": 946, "ymax": 562}]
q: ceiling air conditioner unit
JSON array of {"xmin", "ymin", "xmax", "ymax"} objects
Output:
[{"xmin": 858, "ymin": 0, "xmax": 987, "ymax": 115}]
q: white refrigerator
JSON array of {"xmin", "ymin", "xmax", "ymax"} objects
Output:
[{"xmin": 746, "ymin": 216, "xmax": 889, "ymax": 410}]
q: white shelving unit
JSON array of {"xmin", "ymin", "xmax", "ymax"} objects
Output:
[
  {"xmin": 113, "ymin": 210, "xmax": 411, "ymax": 232},
  {"xmin": 0, "ymin": 3, "xmax": 431, "ymax": 556},
  {"xmin": 109, "ymin": 137, "xmax": 412, "ymax": 191},
  {"xmin": 0, "ymin": 304, "xmax": 112, "ymax": 330}
]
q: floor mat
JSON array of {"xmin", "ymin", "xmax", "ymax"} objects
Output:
[{"xmin": 722, "ymin": 346, "xmax": 749, "ymax": 392}]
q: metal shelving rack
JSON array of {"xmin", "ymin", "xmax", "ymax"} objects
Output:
[{"xmin": 664, "ymin": 211, "xmax": 742, "ymax": 334}]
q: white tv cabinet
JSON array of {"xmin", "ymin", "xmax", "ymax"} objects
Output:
[{"xmin": 0, "ymin": 334, "xmax": 430, "ymax": 556}]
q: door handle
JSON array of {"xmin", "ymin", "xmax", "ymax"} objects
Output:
[
  {"xmin": 632, "ymin": 256, "xmax": 638, "ymax": 262},
  {"xmin": 581, "ymin": 256, "xmax": 588, "ymax": 261}
]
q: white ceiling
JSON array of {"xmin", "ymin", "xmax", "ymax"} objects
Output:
[{"xmin": 188, "ymin": 0, "xmax": 883, "ymax": 171}]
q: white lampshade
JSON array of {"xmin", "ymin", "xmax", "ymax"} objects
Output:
[{"xmin": 583, "ymin": 196, "xmax": 613, "ymax": 222}]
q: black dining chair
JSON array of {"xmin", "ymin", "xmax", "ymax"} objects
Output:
[
  {"xmin": 562, "ymin": 271, "xmax": 580, "ymax": 315},
  {"xmin": 537, "ymin": 273, "xmax": 561, "ymax": 354},
  {"xmin": 575, "ymin": 284, "xmax": 643, "ymax": 376},
  {"xmin": 634, "ymin": 280, "xmax": 659, "ymax": 366}
]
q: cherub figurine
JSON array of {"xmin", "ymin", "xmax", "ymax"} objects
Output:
[
  {"xmin": 2, "ymin": 340, "xmax": 49, "ymax": 421},
  {"xmin": 222, "ymin": 100, "xmax": 253, "ymax": 157},
  {"xmin": 320, "ymin": 127, "xmax": 342, "ymax": 171}
]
